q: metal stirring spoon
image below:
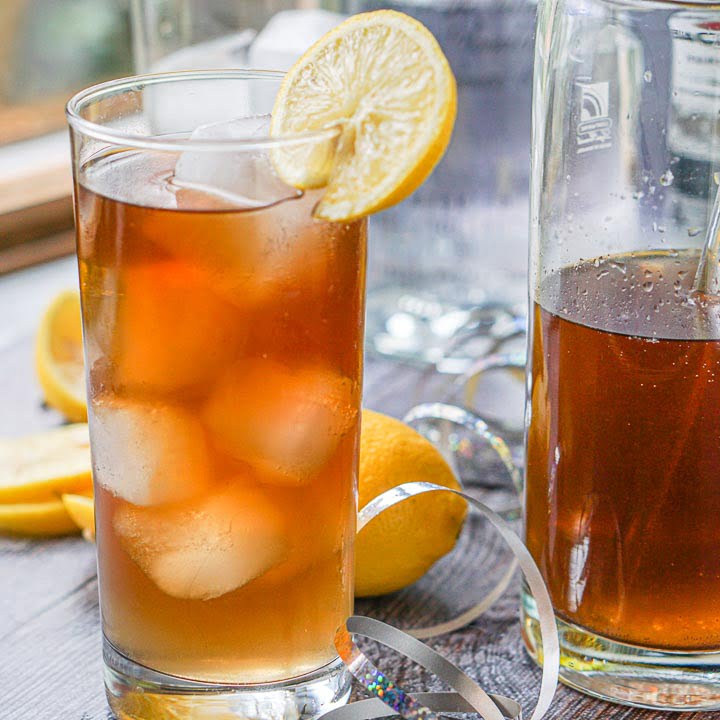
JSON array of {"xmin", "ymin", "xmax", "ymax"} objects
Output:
[{"xmin": 693, "ymin": 178, "xmax": 720, "ymax": 296}]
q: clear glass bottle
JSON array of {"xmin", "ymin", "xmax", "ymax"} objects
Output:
[{"xmin": 523, "ymin": 0, "xmax": 720, "ymax": 708}]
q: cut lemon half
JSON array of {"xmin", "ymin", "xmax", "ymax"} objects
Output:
[
  {"xmin": 36, "ymin": 289, "xmax": 87, "ymax": 422},
  {"xmin": 270, "ymin": 10, "xmax": 457, "ymax": 222},
  {"xmin": 0, "ymin": 424, "xmax": 92, "ymax": 503},
  {"xmin": 62, "ymin": 493, "xmax": 95, "ymax": 541},
  {"xmin": 0, "ymin": 499, "xmax": 80, "ymax": 536}
]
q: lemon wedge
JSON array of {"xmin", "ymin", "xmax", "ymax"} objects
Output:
[
  {"xmin": 0, "ymin": 499, "xmax": 80, "ymax": 536},
  {"xmin": 36, "ymin": 289, "xmax": 87, "ymax": 422},
  {"xmin": 62, "ymin": 493, "xmax": 95, "ymax": 541},
  {"xmin": 0, "ymin": 424, "xmax": 92, "ymax": 503},
  {"xmin": 271, "ymin": 10, "xmax": 457, "ymax": 222}
]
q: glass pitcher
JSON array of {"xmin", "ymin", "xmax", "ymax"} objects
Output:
[{"xmin": 523, "ymin": 0, "xmax": 720, "ymax": 708}]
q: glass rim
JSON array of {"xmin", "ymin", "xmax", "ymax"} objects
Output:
[{"xmin": 66, "ymin": 69, "xmax": 341, "ymax": 152}]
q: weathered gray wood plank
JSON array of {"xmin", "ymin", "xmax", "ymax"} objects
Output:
[
  {"xmin": 0, "ymin": 577, "xmax": 112, "ymax": 720},
  {"xmin": 0, "ymin": 536, "xmax": 96, "ymax": 635}
]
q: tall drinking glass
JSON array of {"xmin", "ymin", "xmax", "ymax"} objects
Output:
[
  {"xmin": 523, "ymin": 0, "xmax": 720, "ymax": 709},
  {"xmin": 66, "ymin": 70, "xmax": 366, "ymax": 720}
]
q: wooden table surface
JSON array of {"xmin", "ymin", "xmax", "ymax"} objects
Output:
[{"xmin": 0, "ymin": 256, "xmax": 717, "ymax": 720}]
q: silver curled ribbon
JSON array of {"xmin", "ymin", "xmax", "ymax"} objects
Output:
[
  {"xmin": 402, "ymin": 404, "xmax": 522, "ymax": 495},
  {"xmin": 324, "ymin": 481, "xmax": 560, "ymax": 720},
  {"xmin": 401, "ymin": 402, "xmax": 522, "ymax": 639}
]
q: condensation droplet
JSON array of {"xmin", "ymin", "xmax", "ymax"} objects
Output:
[
  {"xmin": 644, "ymin": 70, "xmax": 653, "ymax": 82},
  {"xmin": 642, "ymin": 281, "xmax": 654, "ymax": 292},
  {"xmin": 659, "ymin": 170, "xmax": 674, "ymax": 186},
  {"xmin": 688, "ymin": 227, "xmax": 702, "ymax": 237}
]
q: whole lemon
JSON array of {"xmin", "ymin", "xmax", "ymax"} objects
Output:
[{"xmin": 355, "ymin": 409, "xmax": 467, "ymax": 597}]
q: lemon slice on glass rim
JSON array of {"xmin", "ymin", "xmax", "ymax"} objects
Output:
[{"xmin": 270, "ymin": 9, "xmax": 457, "ymax": 222}]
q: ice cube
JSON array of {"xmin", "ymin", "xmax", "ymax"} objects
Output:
[
  {"xmin": 114, "ymin": 261, "xmax": 244, "ymax": 392},
  {"xmin": 203, "ymin": 359, "xmax": 358, "ymax": 485},
  {"xmin": 253, "ymin": 481, "xmax": 352, "ymax": 589},
  {"xmin": 149, "ymin": 183, "xmax": 341, "ymax": 311},
  {"xmin": 182, "ymin": 116, "xmax": 271, "ymax": 140},
  {"xmin": 146, "ymin": 30, "xmax": 257, "ymax": 136},
  {"xmin": 248, "ymin": 10, "xmax": 346, "ymax": 71},
  {"xmin": 172, "ymin": 116, "xmax": 297, "ymax": 208},
  {"xmin": 114, "ymin": 484, "xmax": 287, "ymax": 600},
  {"xmin": 91, "ymin": 397, "xmax": 211, "ymax": 506}
]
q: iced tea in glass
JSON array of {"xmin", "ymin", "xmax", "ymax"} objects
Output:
[
  {"xmin": 524, "ymin": 0, "xmax": 720, "ymax": 708},
  {"xmin": 67, "ymin": 71, "xmax": 366, "ymax": 719}
]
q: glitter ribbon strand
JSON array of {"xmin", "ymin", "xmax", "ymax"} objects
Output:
[{"xmin": 325, "ymin": 481, "xmax": 560, "ymax": 720}]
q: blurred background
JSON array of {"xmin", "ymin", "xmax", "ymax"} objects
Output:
[
  {"xmin": 0, "ymin": 0, "xmax": 535, "ymax": 373},
  {"xmin": 0, "ymin": 0, "xmax": 533, "ymax": 431}
]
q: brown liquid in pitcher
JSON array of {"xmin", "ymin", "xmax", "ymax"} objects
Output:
[{"xmin": 525, "ymin": 250, "xmax": 720, "ymax": 650}]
